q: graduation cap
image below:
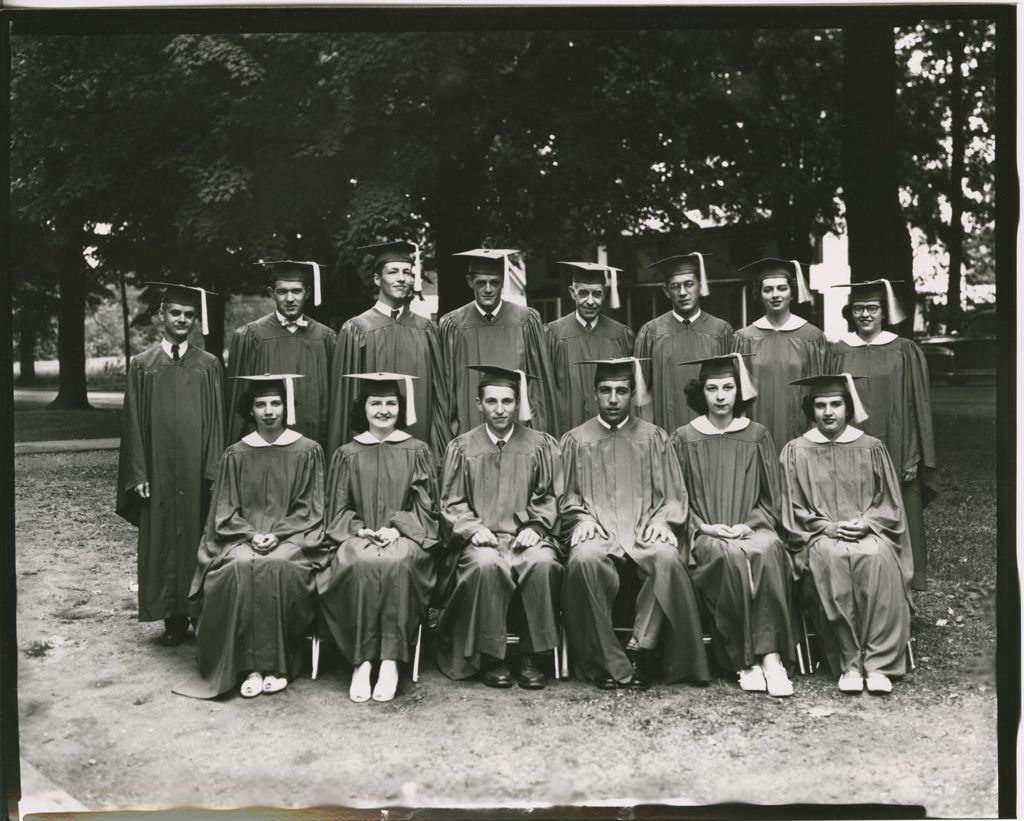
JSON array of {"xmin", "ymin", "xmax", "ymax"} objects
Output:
[
  {"xmin": 230, "ymin": 373, "xmax": 305, "ymax": 427},
  {"xmin": 259, "ymin": 260, "xmax": 323, "ymax": 307},
  {"xmin": 645, "ymin": 252, "xmax": 711, "ymax": 297},
  {"xmin": 831, "ymin": 279, "xmax": 907, "ymax": 325},
  {"xmin": 454, "ymin": 248, "xmax": 521, "ymax": 298},
  {"xmin": 738, "ymin": 258, "xmax": 813, "ymax": 304},
  {"xmin": 357, "ymin": 240, "xmax": 424, "ymax": 299},
  {"xmin": 557, "ymin": 261, "xmax": 622, "ymax": 310},
  {"xmin": 466, "ymin": 364, "xmax": 536, "ymax": 423},
  {"xmin": 790, "ymin": 373, "xmax": 869, "ymax": 425},
  {"xmin": 575, "ymin": 357, "xmax": 652, "ymax": 407},
  {"xmin": 146, "ymin": 282, "xmax": 217, "ymax": 336},
  {"xmin": 343, "ymin": 371, "xmax": 419, "ymax": 427},
  {"xmin": 677, "ymin": 353, "xmax": 757, "ymax": 402}
]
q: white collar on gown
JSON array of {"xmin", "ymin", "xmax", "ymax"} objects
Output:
[
  {"xmin": 802, "ymin": 426, "xmax": 864, "ymax": 444},
  {"xmin": 690, "ymin": 415, "xmax": 751, "ymax": 435},
  {"xmin": 242, "ymin": 428, "xmax": 303, "ymax": 448},
  {"xmin": 353, "ymin": 429, "xmax": 412, "ymax": 445}
]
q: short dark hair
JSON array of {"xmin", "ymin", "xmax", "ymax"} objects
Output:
[
  {"xmin": 476, "ymin": 383, "xmax": 520, "ymax": 401},
  {"xmin": 683, "ymin": 377, "xmax": 754, "ymax": 416},
  {"xmin": 350, "ymin": 390, "xmax": 409, "ymax": 434},
  {"xmin": 238, "ymin": 386, "xmax": 289, "ymax": 427},
  {"xmin": 593, "ymin": 376, "xmax": 636, "ymax": 392},
  {"xmin": 801, "ymin": 392, "xmax": 854, "ymax": 420}
]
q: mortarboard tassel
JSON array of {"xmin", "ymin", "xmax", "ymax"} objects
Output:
[
  {"xmin": 517, "ymin": 368, "xmax": 532, "ymax": 423},
  {"xmin": 412, "ymin": 242, "xmax": 424, "ymax": 301},
  {"xmin": 842, "ymin": 372, "xmax": 870, "ymax": 425},
  {"xmin": 791, "ymin": 260, "xmax": 813, "ymax": 305},
  {"xmin": 695, "ymin": 252, "xmax": 710, "ymax": 297},
  {"xmin": 881, "ymin": 279, "xmax": 906, "ymax": 325},
  {"xmin": 608, "ymin": 267, "xmax": 621, "ymax": 310},
  {"xmin": 633, "ymin": 359, "xmax": 652, "ymax": 407},
  {"xmin": 284, "ymin": 377, "xmax": 297, "ymax": 426},
  {"xmin": 402, "ymin": 374, "xmax": 418, "ymax": 427},
  {"xmin": 732, "ymin": 353, "xmax": 758, "ymax": 401},
  {"xmin": 199, "ymin": 288, "xmax": 210, "ymax": 336}
]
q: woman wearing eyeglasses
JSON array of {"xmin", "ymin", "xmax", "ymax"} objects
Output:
[{"xmin": 828, "ymin": 280, "xmax": 936, "ymax": 591}]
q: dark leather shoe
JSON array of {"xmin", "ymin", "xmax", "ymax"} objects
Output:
[
  {"xmin": 514, "ymin": 654, "xmax": 546, "ymax": 690},
  {"xmin": 160, "ymin": 617, "xmax": 189, "ymax": 647},
  {"xmin": 483, "ymin": 661, "xmax": 513, "ymax": 688},
  {"xmin": 627, "ymin": 648, "xmax": 653, "ymax": 690},
  {"xmin": 595, "ymin": 674, "xmax": 619, "ymax": 690}
]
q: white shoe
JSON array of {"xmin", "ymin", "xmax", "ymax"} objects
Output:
[
  {"xmin": 240, "ymin": 672, "xmax": 263, "ymax": 698},
  {"xmin": 738, "ymin": 665, "xmax": 767, "ymax": 692},
  {"xmin": 761, "ymin": 660, "xmax": 794, "ymax": 698},
  {"xmin": 372, "ymin": 660, "xmax": 399, "ymax": 702},
  {"xmin": 838, "ymin": 670, "xmax": 864, "ymax": 693},
  {"xmin": 262, "ymin": 674, "xmax": 288, "ymax": 694},
  {"xmin": 350, "ymin": 661, "xmax": 373, "ymax": 703},
  {"xmin": 865, "ymin": 671, "xmax": 892, "ymax": 694}
]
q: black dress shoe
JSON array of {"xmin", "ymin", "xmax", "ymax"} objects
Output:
[
  {"xmin": 595, "ymin": 674, "xmax": 620, "ymax": 690},
  {"xmin": 627, "ymin": 648, "xmax": 653, "ymax": 690},
  {"xmin": 514, "ymin": 654, "xmax": 547, "ymax": 690},
  {"xmin": 160, "ymin": 617, "xmax": 189, "ymax": 647},
  {"xmin": 483, "ymin": 661, "xmax": 513, "ymax": 688}
]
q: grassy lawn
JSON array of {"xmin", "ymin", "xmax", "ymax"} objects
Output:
[{"xmin": 14, "ymin": 409, "xmax": 124, "ymax": 443}]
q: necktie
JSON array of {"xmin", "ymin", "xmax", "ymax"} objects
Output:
[
  {"xmin": 607, "ymin": 422, "xmax": 617, "ymax": 433},
  {"xmin": 682, "ymin": 318, "xmax": 691, "ymax": 327},
  {"xmin": 391, "ymin": 309, "xmax": 400, "ymax": 320},
  {"xmin": 484, "ymin": 312, "xmax": 495, "ymax": 322},
  {"xmin": 171, "ymin": 344, "xmax": 180, "ymax": 361},
  {"xmin": 496, "ymin": 439, "xmax": 505, "ymax": 450}
]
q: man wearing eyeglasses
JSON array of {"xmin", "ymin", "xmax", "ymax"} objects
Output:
[
  {"xmin": 829, "ymin": 279, "xmax": 936, "ymax": 591},
  {"xmin": 634, "ymin": 253, "xmax": 733, "ymax": 432}
]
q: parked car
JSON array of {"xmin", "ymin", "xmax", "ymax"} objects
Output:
[{"xmin": 917, "ymin": 309, "xmax": 997, "ymax": 385}]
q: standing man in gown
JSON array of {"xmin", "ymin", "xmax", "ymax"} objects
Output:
[
  {"xmin": 225, "ymin": 260, "xmax": 336, "ymax": 448},
  {"xmin": 327, "ymin": 241, "xmax": 449, "ymax": 460},
  {"xmin": 634, "ymin": 252, "xmax": 733, "ymax": 432},
  {"xmin": 732, "ymin": 258, "xmax": 829, "ymax": 448},
  {"xmin": 560, "ymin": 357, "xmax": 709, "ymax": 690},
  {"xmin": 439, "ymin": 249, "xmax": 558, "ymax": 436},
  {"xmin": 436, "ymin": 366, "xmax": 564, "ymax": 690},
  {"xmin": 828, "ymin": 280, "xmax": 936, "ymax": 590},
  {"xmin": 544, "ymin": 261, "xmax": 634, "ymax": 437},
  {"xmin": 780, "ymin": 373, "xmax": 913, "ymax": 695},
  {"xmin": 116, "ymin": 283, "xmax": 224, "ymax": 646}
]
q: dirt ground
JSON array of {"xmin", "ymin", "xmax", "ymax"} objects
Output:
[{"xmin": 12, "ymin": 445, "xmax": 998, "ymax": 818}]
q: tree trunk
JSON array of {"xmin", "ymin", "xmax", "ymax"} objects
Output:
[
  {"xmin": 16, "ymin": 314, "xmax": 37, "ymax": 387},
  {"xmin": 945, "ymin": 26, "xmax": 968, "ymax": 333},
  {"xmin": 842, "ymin": 23, "xmax": 915, "ymax": 327},
  {"xmin": 49, "ymin": 255, "xmax": 92, "ymax": 410}
]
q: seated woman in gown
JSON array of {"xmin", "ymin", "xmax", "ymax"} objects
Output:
[
  {"xmin": 670, "ymin": 353, "xmax": 795, "ymax": 698},
  {"xmin": 175, "ymin": 373, "xmax": 326, "ymax": 700},
  {"xmin": 779, "ymin": 373, "xmax": 913, "ymax": 695},
  {"xmin": 318, "ymin": 372, "xmax": 439, "ymax": 703}
]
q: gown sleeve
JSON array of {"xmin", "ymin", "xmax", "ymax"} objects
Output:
[
  {"xmin": 389, "ymin": 443, "xmax": 441, "ymax": 551},
  {"xmin": 524, "ymin": 308, "xmax": 559, "ymax": 435},
  {"xmin": 323, "ymin": 447, "xmax": 365, "ymax": 547},
  {"xmin": 670, "ymin": 428, "xmax": 704, "ymax": 564},
  {"xmin": 190, "ymin": 450, "xmax": 254, "ymax": 596},
  {"xmin": 779, "ymin": 441, "xmax": 826, "ymax": 577},
  {"xmin": 270, "ymin": 442, "xmax": 327, "ymax": 556},
  {"xmin": 424, "ymin": 320, "xmax": 453, "ymax": 460},
  {"xmin": 224, "ymin": 326, "xmax": 254, "ymax": 446},
  {"xmin": 557, "ymin": 432, "xmax": 600, "ymax": 540},
  {"xmin": 202, "ymin": 358, "xmax": 226, "ymax": 483},
  {"xmin": 864, "ymin": 440, "xmax": 914, "ymax": 582},
  {"xmin": 513, "ymin": 433, "xmax": 564, "ymax": 545},
  {"xmin": 907, "ymin": 341, "xmax": 938, "ymax": 505},
  {"xmin": 115, "ymin": 358, "xmax": 147, "ymax": 526},
  {"xmin": 744, "ymin": 428, "xmax": 782, "ymax": 532},
  {"xmin": 633, "ymin": 323, "xmax": 655, "ymax": 423},
  {"xmin": 438, "ymin": 313, "xmax": 462, "ymax": 438},
  {"xmin": 439, "ymin": 439, "xmax": 485, "ymax": 551},
  {"xmin": 326, "ymin": 320, "xmax": 366, "ymax": 457},
  {"xmin": 644, "ymin": 428, "xmax": 689, "ymax": 555}
]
